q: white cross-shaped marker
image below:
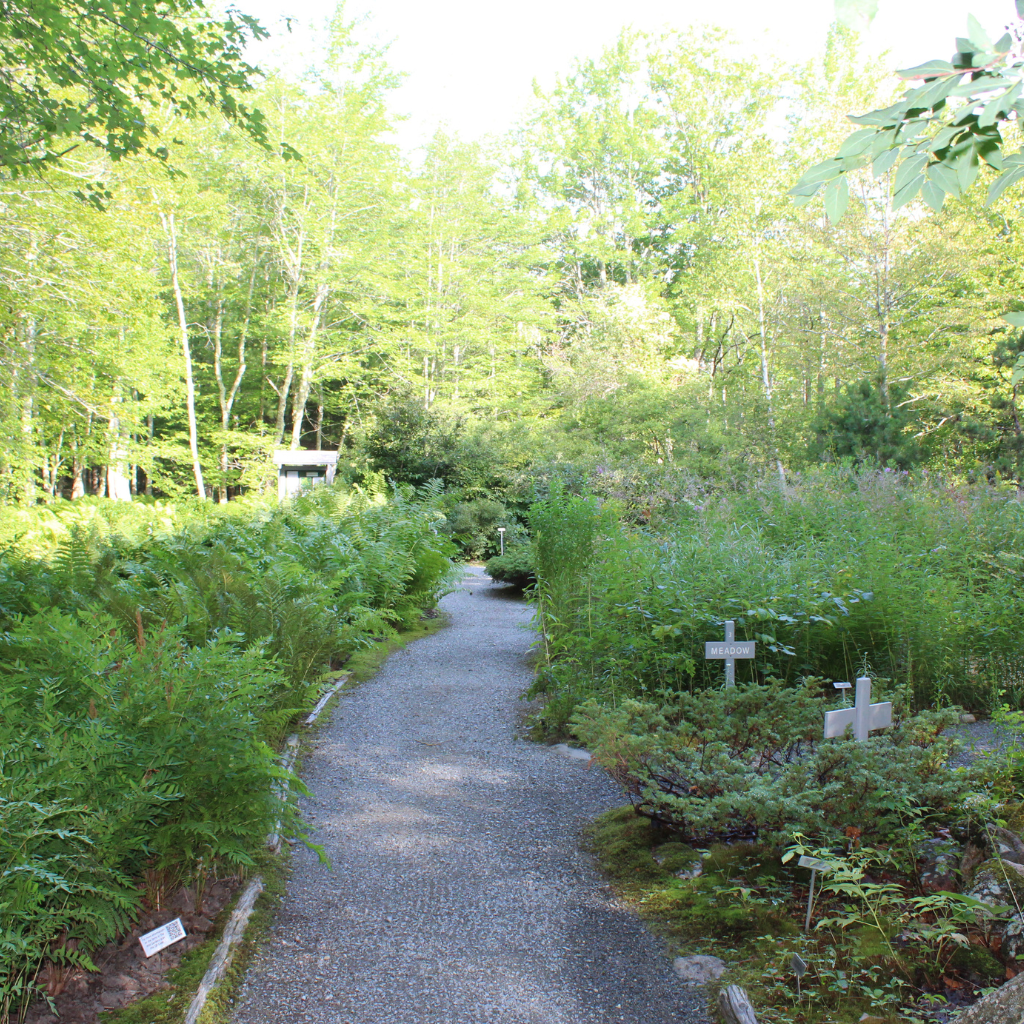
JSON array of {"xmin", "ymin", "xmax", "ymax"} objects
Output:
[{"xmin": 823, "ymin": 676, "xmax": 893, "ymax": 742}]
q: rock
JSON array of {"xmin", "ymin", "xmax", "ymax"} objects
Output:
[
  {"xmin": 954, "ymin": 972, "xmax": 1024, "ymax": 1022},
  {"xmin": 673, "ymin": 954, "xmax": 727, "ymax": 984},
  {"xmin": 917, "ymin": 836, "xmax": 962, "ymax": 893},
  {"xmin": 551, "ymin": 743, "xmax": 592, "ymax": 761},
  {"xmin": 961, "ymin": 713, "xmax": 977, "ymax": 724},
  {"xmin": 107, "ymin": 973, "xmax": 140, "ymax": 993},
  {"xmin": 965, "ymin": 859, "xmax": 1024, "ymax": 958},
  {"xmin": 962, "ymin": 841, "xmax": 988, "ymax": 881}
]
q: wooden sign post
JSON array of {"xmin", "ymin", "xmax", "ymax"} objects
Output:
[
  {"xmin": 704, "ymin": 620, "xmax": 755, "ymax": 688},
  {"xmin": 823, "ymin": 676, "xmax": 892, "ymax": 742}
]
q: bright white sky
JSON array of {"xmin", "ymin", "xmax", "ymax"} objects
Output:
[{"xmin": 238, "ymin": 0, "xmax": 1018, "ymax": 150}]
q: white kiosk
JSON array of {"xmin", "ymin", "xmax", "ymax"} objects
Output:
[{"xmin": 273, "ymin": 450, "xmax": 339, "ymax": 501}]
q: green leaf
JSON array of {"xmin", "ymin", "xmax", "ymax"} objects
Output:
[
  {"xmin": 896, "ymin": 60, "xmax": 955, "ymax": 80},
  {"xmin": 927, "ymin": 161, "xmax": 961, "ymax": 196},
  {"xmin": 1018, "ymin": 0, "xmax": 1024, "ymax": 20},
  {"xmin": 915, "ymin": 74, "xmax": 962, "ymax": 110},
  {"xmin": 978, "ymin": 138, "xmax": 1005, "ymax": 170},
  {"xmin": 1001, "ymin": 312, "xmax": 1024, "ymax": 327},
  {"xmin": 980, "ymin": 95, "xmax": 1006, "ymax": 127},
  {"xmin": 872, "ymin": 148, "xmax": 900, "ymax": 177},
  {"xmin": 837, "ymin": 129, "xmax": 877, "ymax": 158},
  {"xmin": 950, "ymin": 76, "xmax": 1014, "ymax": 97},
  {"xmin": 957, "ymin": 145, "xmax": 981, "ymax": 191},
  {"xmin": 986, "ymin": 164, "xmax": 1024, "ymax": 204},
  {"xmin": 967, "ymin": 14, "xmax": 993, "ymax": 52},
  {"xmin": 928, "ymin": 125, "xmax": 962, "ymax": 153},
  {"xmin": 1013, "ymin": 352, "xmax": 1024, "ymax": 388},
  {"xmin": 920, "ymin": 179, "xmax": 945, "ymax": 211},
  {"xmin": 789, "ymin": 183, "xmax": 822, "ymax": 203},
  {"xmin": 794, "ymin": 158, "xmax": 845, "ymax": 188},
  {"xmin": 892, "ymin": 175, "xmax": 923, "ymax": 211},
  {"xmin": 996, "ymin": 32, "xmax": 1013, "ymax": 53},
  {"xmin": 894, "ymin": 153, "xmax": 928, "ymax": 193},
  {"xmin": 849, "ymin": 101, "xmax": 910, "ymax": 127},
  {"xmin": 824, "ymin": 176, "xmax": 850, "ymax": 224},
  {"xmin": 956, "ymin": 36, "xmax": 979, "ymax": 54}
]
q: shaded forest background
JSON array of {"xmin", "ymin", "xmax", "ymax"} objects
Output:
[{"xmin": 5, "ymin": 10, "xmax": 1024, "ymax": 513}]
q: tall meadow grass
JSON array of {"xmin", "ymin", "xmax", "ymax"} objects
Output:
[{"xmin": 529, "ymin": 470, "xmax": 1024, "ymax": 732}]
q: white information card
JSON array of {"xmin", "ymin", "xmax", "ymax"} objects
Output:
[{"xmin": 139, "ymin": 917, "xmax": 187, "ymax": 957}]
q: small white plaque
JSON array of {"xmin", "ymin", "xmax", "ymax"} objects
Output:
[
  {"xmin": 797, "ymin": 855, "xmax": 833, "ymax": 872},
  {"xmin": 139, "ymin": 917, "xmax": 186, "ymax": 957},
  {"xmin": 791, "ymin": 952, "xmax": 807, "ymax": 977},
  {"xmin": 833, "ymin": 681, "xmax": 852, "ymax": 689}
]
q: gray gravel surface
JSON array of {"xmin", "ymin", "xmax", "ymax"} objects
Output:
[{"xmin": 231, "ymin": 567, "xmax": 711, "ymax": 1024}]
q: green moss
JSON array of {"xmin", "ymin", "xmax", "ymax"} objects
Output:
[
  {"xmin": 588, "ymin": 806, "xmax": 664, "ymax": 883},
  {"xmin": 343, "ymin": 611, "xmax": 449, "ymax": 683},
  {"xmin": 653, "ymin": 841, "xmax": 700, "ymax": 874},
  {"xmin": 947, "ymin": 944, "xmax": 1005, "ymax": 981},
  {"xmin": 642, "ymin": 884, "xmax": 789, "ymax": 940}
]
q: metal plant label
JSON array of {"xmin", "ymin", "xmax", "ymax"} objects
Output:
[
  {"xmin": 139, "ymin": 917, "xmax": 186, "ymax": 957},
  {"xmin": 704, "ymin": 620, "xmax": 755, "ymax": 687}
]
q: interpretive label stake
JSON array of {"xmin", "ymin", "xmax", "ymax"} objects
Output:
[
  {"xmin": 791, "ymin": 952, "xmax": 807, "ymax": 998},
  {"xmin": 704, "ymin": 620, "xmax": 755, "ymax": 687},
  {"xmin": 797, "ymin": 855, "xmax": 834, "ymax": 932},
  {"xmin": 139, "ymin": 917, "xmax": 186, "ymax": 957}
]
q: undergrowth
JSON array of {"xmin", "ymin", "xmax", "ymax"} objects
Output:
[
  {"xmin": 0, "ymin": 483, "xmax": 456, "ymax": 1021},
  {"xmin": 589, "ymin": 806, "xmax": 1007, "ymax": 1024},
  {"xmin": 528, "ymin": 469, "xmax": 1024, "ymax": 734}
]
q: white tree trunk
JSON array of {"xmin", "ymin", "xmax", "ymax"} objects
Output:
[{"xmin": 161, "ymin": 212, "xmax": 206, "ymax": 500}]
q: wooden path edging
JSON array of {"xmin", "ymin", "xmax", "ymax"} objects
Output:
[{"xmin": 180, "ymin": 672, "xmax": 349, "ymax": 1024}]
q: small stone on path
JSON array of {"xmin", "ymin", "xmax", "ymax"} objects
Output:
[
  {"xmin": 551, "ymin": 743, "xmax": 592, "ymax": 761},
  {"xmin": 673, "ymin": 955, "xmax": 727, "ymax": 985}
]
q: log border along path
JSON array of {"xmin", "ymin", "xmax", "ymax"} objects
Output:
[{"xmin": 230, "ymin": 566, "xmax": 712, "ymax": 1024}]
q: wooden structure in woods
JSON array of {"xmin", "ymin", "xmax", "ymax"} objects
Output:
[{"xmin": 273, "ymin": 450, "xmax": 339, "ymax": 501}]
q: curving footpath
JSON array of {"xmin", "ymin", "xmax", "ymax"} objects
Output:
[{"xmin": 231, "ymin": 567, "xmax": 711, "ymax": 1024}]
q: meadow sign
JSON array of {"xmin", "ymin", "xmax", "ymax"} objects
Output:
[{"xmin": 704, "ymin": 620, "xmax": 755, "ymax": 687}]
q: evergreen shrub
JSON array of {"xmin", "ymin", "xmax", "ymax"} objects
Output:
[
  {"xmin": 571, "ymin": 679, "xmax": 969, "ymax": 845},
  {"xmin": 484, "ymin": 547, "xmax": 535, "ymax": 589}
]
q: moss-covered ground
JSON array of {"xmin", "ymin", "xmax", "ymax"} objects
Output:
[{"xmin": 588, "ymin": 805, "xmax": 991, "ymax": 1024}]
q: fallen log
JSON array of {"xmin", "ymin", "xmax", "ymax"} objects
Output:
[{"xmin": 718, "ymin": 984, "xmax": 758, "ymax": 1024}]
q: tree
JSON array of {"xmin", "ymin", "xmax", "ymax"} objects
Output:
[
  {"xmin": 791, "ymin": 4, "xmax": 1024, "ymax": 223},
  {"xmin": 0, "ymin": 0, "xmax": 294, "ymax": 195}
]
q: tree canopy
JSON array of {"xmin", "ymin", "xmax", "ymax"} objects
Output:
[{"xmin": 0, "ymin": 0, "xmax": 292, "ymax": 197}]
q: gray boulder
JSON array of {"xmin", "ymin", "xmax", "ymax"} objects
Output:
[
  {"xmin": 965, "ymin": 859, "xmax": 1024, "ymax": 959},
  {"xmin": 672, "ymin": 954, "xmax": 727, "ymax": 985},
  {"xmin": 953, "ymin": 972, "xmax": 1024, "ymax": 1023}
]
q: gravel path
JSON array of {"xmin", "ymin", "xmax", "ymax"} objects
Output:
[{"xmin": 231, "ymin": 567, "xmax": 711, "ymax": 1024}]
